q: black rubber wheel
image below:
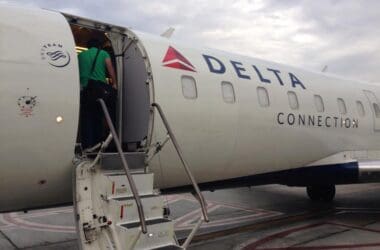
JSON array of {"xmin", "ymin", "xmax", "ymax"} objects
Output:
[{"xmin": 306, "ymin": 185, "xmax": 336, "ymax": 202}]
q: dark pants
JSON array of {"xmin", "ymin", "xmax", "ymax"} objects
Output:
[
  {"xmin": 80, "ymin": 82, "xmax": 117, "ymax": 149},
  {"xmin": 81, "ymin": 101, "xmax": 103, "ymax": 149}
]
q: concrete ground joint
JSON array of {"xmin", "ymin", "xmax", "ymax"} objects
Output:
[
  {"xmin": 0, "ymin": 229, "xmax": 19, "ymax": 249},
  {"xmin": 20, "ymin": 239, "xmax": 78, "ymax": 250}
]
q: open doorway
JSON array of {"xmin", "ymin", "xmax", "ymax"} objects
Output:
[
  {"xmin": 68, "ymin": 21, "xmax": 152, "ymax": 153},
  {"xmin": 70, "ymin": 24, "xmax": 118, "ymax": 151},
  {"xmin": 71, "ymin": 25, "xmax": 117, "ymax": 68}
]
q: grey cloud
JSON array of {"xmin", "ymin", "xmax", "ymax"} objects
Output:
[
  {"xmin": 3, "ymin": 0, "xmax": 380, "ymax": 82},
  {"xmin": 260, "ymin": 0, "xmax": 380, "ymax": 81}
]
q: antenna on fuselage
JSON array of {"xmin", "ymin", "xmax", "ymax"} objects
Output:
[
  {"xmin": 161, "ymin": 27, "xmax": 175, "ymax": 38},
  {"xmin": 322, "ymin": 65, "xmax": 328, "ymax": 73}
]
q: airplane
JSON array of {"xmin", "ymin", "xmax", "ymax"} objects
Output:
[{"xmin": 1, "ymin": 3, "xmax": 380, "ymax": 250}]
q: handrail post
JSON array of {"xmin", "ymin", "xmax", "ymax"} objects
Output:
[
  {"xmin": 152, "ymin": 103, "xmax": 209, "ymax": 222},
  {"xmin": 98, "ymin": 99, "xmax": 148, "ymax": 234}
]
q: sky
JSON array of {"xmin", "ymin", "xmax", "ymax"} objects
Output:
[{"xmin": 2, "ymin": 0, "xmax": 380, "ymax": 83}]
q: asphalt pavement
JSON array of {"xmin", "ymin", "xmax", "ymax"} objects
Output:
[{"xmin": 1, "ymin": 183, "xmax": 380, "ymax": 249}]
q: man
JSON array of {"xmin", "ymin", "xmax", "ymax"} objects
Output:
[
  {"xmin": 79, "ymin": 39, "xmax": 117, "ymax": 90},
  {"xmin": 78, "ymin": 39, "xmax": 117, "ymax": 149}
]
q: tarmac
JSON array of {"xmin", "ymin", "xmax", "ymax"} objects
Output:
[{"xmin": 1, "ymin": 183, "xmax": 380, "ymax": 249}]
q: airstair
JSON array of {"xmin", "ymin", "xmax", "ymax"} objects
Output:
[{"xmin": 73, "ymin": 100, "xmax": 209, "ymax": 250}]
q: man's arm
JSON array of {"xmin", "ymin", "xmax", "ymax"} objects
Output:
[{"xmin": 105, "ymin": 58, "xmax": 117, "ymax": 88}]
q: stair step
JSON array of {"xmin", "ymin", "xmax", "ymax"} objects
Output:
[
  {"xmin": 106, "ymin": 195, "xmax": 165, "ymax": 224},
  {"xmin": 120, "ymin": 218, "xmax": 170, "ymax": 229},
  {"xmin": 112, "ymin": 194, "xmax": 158, "ymax": 201},
  {"xmin": 101, "ymin": 172, "xmax": 155, "ymax": 198},
  {"xmin": 151, "ymin": 245, "xmax": 182, "ymax": 250},
  {"xmin": 117, "ymin": 219, "xmax": 177, "ymax": 250},
  {"xmin": 107, "ymin": 193, "xmax": 157, "ymax": 201},
  {"xmin": 103, "ymin": 169, "xmax": 146, "ymax": 175},
  {"xmin": 100, "ymin": 152, "xmax": 145, "ymax": 170}
]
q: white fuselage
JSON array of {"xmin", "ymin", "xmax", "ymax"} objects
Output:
[{"xmin": 1, "ymin": 4, "xmax": 379, "ymax": 212}]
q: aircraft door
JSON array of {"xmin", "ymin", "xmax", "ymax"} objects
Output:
[
  {"xmin": 363, "ymin": 90, "xmax": 380, "ymax": 132},
  {"xmin": 122, "ymin": 40, "xmax": 150, "ymax": 150}
]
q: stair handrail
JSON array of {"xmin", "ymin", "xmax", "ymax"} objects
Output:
[
  {"xmin": 98, "ymin": 99, "xmax": 148, "ymax": 234},
  {"xmin": 89, "ymin": 133, "xmax": 113, "ymax": 169},
  {"xmin": 152, "ymin": 103, "xmax": 209, "ymax": 222}
]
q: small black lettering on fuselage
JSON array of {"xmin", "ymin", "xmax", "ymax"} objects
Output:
[{"xmin": 276, "ymin": 112, "xmax": 359, "ymax": 129}]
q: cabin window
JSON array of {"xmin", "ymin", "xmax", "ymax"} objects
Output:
[
  {"xmin": 314, "ymin": 95, "xmax": 324, "ymax": 112},
  {"xmin": 356, "ymin": 101, "xmax": 365, "ymax": 116},
  {"xmin": 287, "ymin": 91, "xmax": 299, "ymax": 110},
  {"xmin": 257, "ymin": 87, "xmax": 270, "ymax": 107},
  {"xmin": 337, "ymin": 98, "xmax": 347, "ymax": 114},
  {"xmin": 181, "ymin": 76, "xmax": 197, "ymax": 99},
  {"xmin": 373, "ymin": 103, "xmax": 380, "ymax": 118},
  {"xmin": 221, "ymin": 81, "xmax": 236, "ymax": 103}
]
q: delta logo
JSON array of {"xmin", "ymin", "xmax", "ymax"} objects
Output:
[
  {"xmin": 162, "ymin": 46, "xmax": 306, "ymax": 90},
  {"xmin": 162, "ymin": 46, "xmax": 196, "ymax": 72}
]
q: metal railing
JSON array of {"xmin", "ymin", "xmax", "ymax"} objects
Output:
[
  {"xmin": 98, "ymin": 99, "xmax": 148, "ymax": 234},
  {"xmin": 152, "ymin": 103, "xmax": 209, "ymax": 222}
]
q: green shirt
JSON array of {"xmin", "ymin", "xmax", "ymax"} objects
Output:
[{"xmin": 78, "ymin": 48, "xmax": 111, "ymax": 88}]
